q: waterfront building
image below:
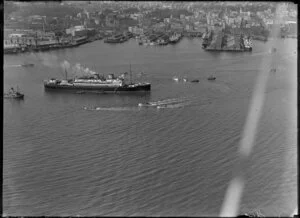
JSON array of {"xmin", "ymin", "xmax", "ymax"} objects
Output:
[
  {"xmin": 164, "ymin": 18, "xmax": 170, "ymax": 23},
  {"xmin": 128, "ymin": 26, "xmax": 144, "ymax": 35},
  {"xmin": 185, "ymin": 24, "xmax": 191, "ymax": 31},
  {"xmin": 153, "ymin": 22, "xmax": 166, "ymax": 32},
  {"xmin": 36, "ymin": 39, "xmax": 59, "ymax": 47},
  {"xmin": 65, "ymin": 25, "xmax": 96, "ymax": 38},
  {"xmin": 170, "ymin": 23, "xmax": 184, "ymax": 32},
  {"xmin": 281, "ymin": 21, "xmax": 297, "ymax": 38},
  {"xmin": 105, "ymin": 13, "xmax": 119, "ymax": 27},
  {"xmin": 228, "ymin": 18, "xmax": 235, "ymax": 25},
  {"xmin": 5, "ymin": 33, "xmax": 37, "ymax": 46},
  {"xmin": 130, "ymin": 13, "xmax": 143, "ymax": 20}
]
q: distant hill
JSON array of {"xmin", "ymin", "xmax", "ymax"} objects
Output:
[
  {"xmin": 146, "ymin": 8, "xmax": 193, "ymax": 19},
  {"xmin": 4, "ymin": 1, "xmax": 19, "ymax": 18},
  {"xmin": 7, "ymin": 2, "xmax": 83, "ymax": 19},
  {"xmin": 123, "ymin": 7, "xmax": 139, "ymax": 14}
]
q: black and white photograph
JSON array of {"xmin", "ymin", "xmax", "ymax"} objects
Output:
[{"xmin": 3, "ymin": 1, "xmax": 297, "ymax": 216}]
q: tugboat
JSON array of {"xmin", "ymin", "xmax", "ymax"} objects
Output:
[
  {"xmin": 4, "ymin": 87, "xmax": 24, "ymax": 99},
  {"xmin": 270, "ymin": 47, "xmax": 277, "ymax": 53},
  {"xmin": 21, "ymin": 63, "xmax": 34, "ymax": 67}
]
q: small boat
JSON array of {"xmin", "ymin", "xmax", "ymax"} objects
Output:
[
  {"xmin": 190, "ymin": 79, "xmax": 199, "ymax": 83},
  {"xmin": 207, "ymin": 75, "xmax": 216, "ymax": 81},
  {"xmin": 270, "ymin": 68, "xmax": 277, "ymax": 74},
  {"xmin": 157, "ymin": 105, "xmax": 172, "ymax": 109},
  {"xmin": 138, "ymin": 101, "xmax": 170, "ymax": 107},
  {"xmin": 21, "ymin": 63, "xmax": 34, "ymax": 67},
  {"xmin": 183, "ymin": 78, "xmax": 188, "ymax": 82},
  {"xmin": 139, "ymin": 98, "xmax": 186, "ymax": 107},
  {"xmin": 173, "ymin": 76, "xmax": 179, "ymax": 82},
  {"xmin": 156, "ymin": 103, "xmax": 184, "ymax": 109},
  {"xmin": 76, "ymin": 91, "xmax": 86, "ymax": 94},
  {"xmin": 4, "ymin": 87, "xmax": 24, "ymax": 99},
  {"xmin": 138, "ymin": 103, "xmax": 147, "ymax": 107},
  {"xmin": 138, "ymin": 102, "xmax": 156, "ymax": 107}
]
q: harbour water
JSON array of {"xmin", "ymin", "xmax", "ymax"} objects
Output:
[{"xmin": 3, "ymin": 38, "xmax": 297, "ymax": 216}]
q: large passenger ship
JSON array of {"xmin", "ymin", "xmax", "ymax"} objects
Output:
[{"xmin": 44, "ymin": 67, "xmax": 151, "ymax": 93}]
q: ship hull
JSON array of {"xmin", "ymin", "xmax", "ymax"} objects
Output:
[
  {"xmin": 4, "ymin": 94, "xmax": 24, "ymax": 99},
  {"xmin": 204, "ymin": 47, "xmax": 252, "ymax": 52},
  {"xmin": 44, "ymin": 83, "xmax": 151, "ymax": 93},
  {"xmin": 169, "ymin": 39, "xmax": 180, "ymax": 44}
]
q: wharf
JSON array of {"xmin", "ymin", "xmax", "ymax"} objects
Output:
[
  {"xmin": 202, "ymin": 28, "xmax": 253, "ymax": 52},
  {"xmin": 251, "ymin": 35, "xmax": 268, "ymax": 41},
  {"xmin": 4, "ymin": 36, "xmax": 99, "ymax": 54}
]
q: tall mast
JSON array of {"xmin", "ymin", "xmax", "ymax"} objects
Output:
[
  {"xmin": 35, "ymin": 31, "xmax": 38, "ymax": 47},
  {"xmin": 130, "ymin": 63, "xmax": 132, "ymax": 84},
  {"xmin": 65, "ymin": 68, "xmax": 68, "ymax": 80}
]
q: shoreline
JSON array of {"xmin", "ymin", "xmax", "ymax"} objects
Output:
[{"xmin": 4, "ymin": 37, "xmax": 100, "ymax": 55}]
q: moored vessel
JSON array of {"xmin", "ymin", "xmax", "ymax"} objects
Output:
[
  {"xmin": 202, "ymin": 29, "xmax": 253, "ymax": 52},
  {"xmin": 169, "ymin": 33, "xmax": 182, "ymax": 44},
  {"xmin": 104, "ymin": 34, "xmax": 127, "ymax": 43}
]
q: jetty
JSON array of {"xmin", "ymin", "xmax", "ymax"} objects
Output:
[{"xmin": 202, "ymin": 28, "xmax": 252, "ymax": 52}]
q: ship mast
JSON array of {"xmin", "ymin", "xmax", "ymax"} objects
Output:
[
  {"xmin": 129, "ymin": 63, "xmax": 132, "ymax": 84},
  {"xmin": 65, "ymin": 68, "xmax": 68, "ymax": 80}
]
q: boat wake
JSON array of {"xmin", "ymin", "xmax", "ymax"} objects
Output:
[
  {"xmin": 4, "ymin": 64, "xmax": 22, "ymax": 68},
  {"xmin": 156, "ymin": 102, "xmax": 190, "ymax": 109},
  {"xmin": 5, "ymin": 63, "xmax": 35, "ymax": 68},
  {"xmin": 83, "ymin": 106, "xmax": 138, "ymax": 111},
  {"xmin": 84, "ymin": 97, "xmax": 196, "ymax": 112},
  {"xmin": 138, "ymin": 97, "xmax": 192, "ymax": 107}
]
